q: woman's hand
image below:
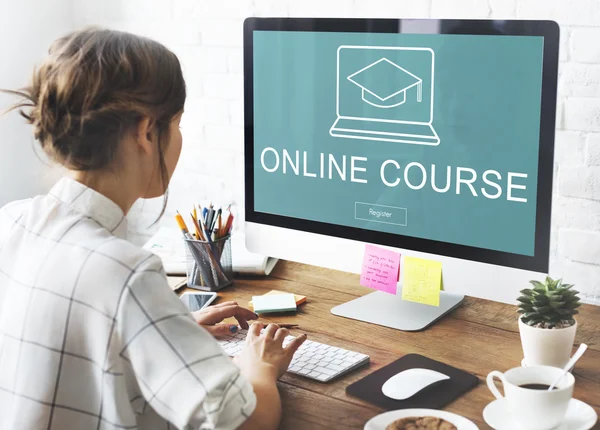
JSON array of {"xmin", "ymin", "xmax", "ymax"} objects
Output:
[
  {"xmin": 236, "ymin": 323, "xmax": 304, "ymax": 430},
  {"xmin": 234, "ymin": 322, "xmax": 307, "ymax": 382},
  {"xmin": 192, "ymin": 301, "xmax": 258, "ymax": 337}
]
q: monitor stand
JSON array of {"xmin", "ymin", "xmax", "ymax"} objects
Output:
[{"xmin": 331, "ymin": 288, "xmax": 465, "ymax": 332}]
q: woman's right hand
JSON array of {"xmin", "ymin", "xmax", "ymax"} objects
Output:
[{"xmin": 234, "ymin": 322, "xmax": 307, "ymax": 382}]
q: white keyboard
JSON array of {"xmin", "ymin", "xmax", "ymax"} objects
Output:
[{"xmin": 218, "ymin": 329, "xmax": 370, "ymax": 382}]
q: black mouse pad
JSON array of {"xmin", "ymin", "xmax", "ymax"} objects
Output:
[{"xmin": 346, "ymin": 353, "xmax": 479, "ymax": 410}]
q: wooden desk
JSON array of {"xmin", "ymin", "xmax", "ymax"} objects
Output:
[{"xmin": 171, "ymin": 261, "xmax": 600, "ymax": 429}]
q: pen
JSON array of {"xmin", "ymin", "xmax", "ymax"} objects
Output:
[
  {"xmin": 206, "ymin": 207, "xmax": 215, "ymax": 233},
  {"xmin": 197, "ymin": 204, "xmax": 207, "ymax": 238},
  {"xmin": 209, "ymin": 209, "xmax": 218, "ymax": 235},
  {"xmin": 255, "ymin": 323, "xmax": 299, "ymax": 329},
  {"xmin": 215, "ymin": 209, "xmax": 222, "ymax": 235},
  {"xmin": 205, "ymin": 207, "xmax": 211, "ymax": 227},
  {"xmin": 208, "ymin": 202, "xmax": 214, "ymax": 225}
]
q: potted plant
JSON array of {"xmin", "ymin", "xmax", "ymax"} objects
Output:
[{"xmin": 517, "ymin": 276, "xmax": 581, "ymax": 368}]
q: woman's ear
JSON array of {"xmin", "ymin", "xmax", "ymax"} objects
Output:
[{"xmin": 135, "ymin": 117, "xmax": 156, "ymax": 155}]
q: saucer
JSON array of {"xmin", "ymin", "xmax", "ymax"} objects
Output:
[
  {"xmin": 483, "ymin": 397, "xmax": 597, "ymax": 430},
  {"xmin": 521, "ymin": 358, "xmax": 570, "ymax": 368},
  {"xmin": 365, "ymin": 408, "xmax": 478, "ymax": 430}
]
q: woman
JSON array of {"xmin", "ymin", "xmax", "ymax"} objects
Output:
[{"xmin": 0, "ymin": 28, "xmax": 305, "ymax": 430}]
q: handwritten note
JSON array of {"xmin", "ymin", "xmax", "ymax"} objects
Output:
[
  {"xmin": 360, "ymin": 244, "xmax": 400, "ymax": 294},
  {"xmin": 402, "ymin": 256, "xmax": 442, "ymax": 306}
]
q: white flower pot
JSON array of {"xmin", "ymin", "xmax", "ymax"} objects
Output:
[{"xmin": 518, "ymin": 317, "xmax": 577, "ymax": 368}]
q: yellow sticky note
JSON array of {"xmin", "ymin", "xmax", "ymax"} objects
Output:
[{"xmin": 402, "ymin": 256, "xmax": 442, "ymax": 307}]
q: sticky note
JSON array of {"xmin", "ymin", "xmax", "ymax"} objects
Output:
[
  {"xmin": 402, "ymin": 256, "xmax": 442, "ymax": 306},
  {"xmin": 360, "ymin": 244, "xmax": 401, "ymax": 294},
  {"xmin": 252, "ymin": 293, "xmax": 297, "ymax": 314},
  {"xmin": 248, "ymin": 290, "xmax": 306, "ymax": 311}
]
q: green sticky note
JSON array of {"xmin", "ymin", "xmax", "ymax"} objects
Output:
[{"xmin": 402, "ymin": 256, "xmax": 442, "ymax": 307}]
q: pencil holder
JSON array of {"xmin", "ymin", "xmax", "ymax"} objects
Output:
[{"xmin": 184, "ymin": 235, "xmax": 233, "ymax": 291}]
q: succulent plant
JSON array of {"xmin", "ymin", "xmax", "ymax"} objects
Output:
[{"xmin": 518, "ymin": 276, "xmax": 581, "ymax": 329}]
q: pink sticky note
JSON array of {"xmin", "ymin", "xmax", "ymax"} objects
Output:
[{"xmin": 360, "ymin": 244, "xmax": 401, "ymax": 294}]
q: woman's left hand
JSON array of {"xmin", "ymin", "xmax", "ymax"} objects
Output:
[{"xmin": 192, "ymin": 301, "xmax": 259, "ymax": 337}]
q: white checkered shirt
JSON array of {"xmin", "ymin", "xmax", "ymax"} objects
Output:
[{"xmin": 0, "ymin": 178, "xmax": 256, "ymax": 430}]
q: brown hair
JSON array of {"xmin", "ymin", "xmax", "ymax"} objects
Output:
[{"xmin": 2, "ymin": 27, "xmax": 186, "ymax": 211}]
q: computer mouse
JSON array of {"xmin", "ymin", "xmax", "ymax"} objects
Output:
[{"xmin": 382, "ymin": 368, "xmax": 450, "ymax": 400}]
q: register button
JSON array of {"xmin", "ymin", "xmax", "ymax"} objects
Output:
[{"xmin": 355, "ymin": 202, "xmax": 407, "ymax": 226}]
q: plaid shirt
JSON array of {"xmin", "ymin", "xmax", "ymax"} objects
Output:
[{"xmin": 0, "ymin": 178, "xmax": 256, "ymax": 430}]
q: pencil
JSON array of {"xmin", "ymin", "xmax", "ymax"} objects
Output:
[
  {"xmin": 190, "ymin": 212, "xmax": 205, "ymax": 241},
  {"xmin": 175, "ymin": 211, "xmax": 192, "ymax": 239},
  {"xmin": 176, "ymin": 211, "xmax": 199, "ymax": 284},
  {"xmin": 225, "ymin": 213, "xmax": 234, "ymax": 235},
  {"xmin": 216, "ymin": 210, "xmax": 222, "ymax": 238},
  {"xmin": 197, "ymin": 211, "xmax": 211, "ymax": 242},
  {"xmin": 220, "ymin": 213, "xmax": 229, "ymax": 237}
]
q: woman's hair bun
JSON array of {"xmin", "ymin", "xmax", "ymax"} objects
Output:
[{"xmin": 3, "ymin": 27, "xmax": 186, "ymax": 171}]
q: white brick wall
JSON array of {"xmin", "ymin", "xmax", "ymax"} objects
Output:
[
  {"xmin": 570, "ymin": 28, "xmax": 600, "ymax": 63},
  {"xmin": 560, "ymin": 229, "xmax": 600, "ymax": 264},
  {"xmin": 559, "ymin": 64, "xmax": 600, "ymax": 97},
  {"xmin": 559, "ymin": 167, "xmax": 600, "ymax": 200},
  {"xmin": 588, "ymin": 134, "xmax": 600, "ymax": 165},
  {"xmin": 565, "ymin": 98, "xmax": 600, "ymax": 132},
  {"xmin": 72, "ymin": 0, "xmax": 600, "ymax": 304},
  {"xmin": 554, "ymin": 131, "xmax": 586, "ymax": 166}
]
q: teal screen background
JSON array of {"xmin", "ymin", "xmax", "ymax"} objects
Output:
[{"xmin": 253, "ymin": 31, "xmax": 544, "ymax": 256}]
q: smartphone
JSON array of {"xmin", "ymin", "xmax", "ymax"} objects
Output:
[{"xmin": 179, "ymin": 291, "xmax": 218, "ymax": 311}]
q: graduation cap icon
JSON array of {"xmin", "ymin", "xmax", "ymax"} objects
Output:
[{"xmin": 347, "ymin": 57, "xmax": 423, "ymax": 108}]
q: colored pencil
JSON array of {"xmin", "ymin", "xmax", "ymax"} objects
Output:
[
  {"xmin": 190, "ymin": 212, "xmax": 205, "ymax": 241},
  {"xmin": 175, "ymin": 211, "xmax": 192, "ymax": 239}
]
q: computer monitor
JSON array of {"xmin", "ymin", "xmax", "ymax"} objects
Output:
[{"xmin": 243, "ymin": 18, "xmax": 559, "ymax": 331}]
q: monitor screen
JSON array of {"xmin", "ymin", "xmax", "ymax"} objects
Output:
[{"xmin": 245, "ymin": 20, "xmax": 557, "ymax": 272}]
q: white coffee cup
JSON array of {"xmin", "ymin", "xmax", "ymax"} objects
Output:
[{"xmin": 487, "ymin": 365, "xmax": 574, "ymax": 430}]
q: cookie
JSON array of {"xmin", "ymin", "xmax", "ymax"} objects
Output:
[{"xmin": 385, "ymin": 416, "xmax": 458, "ymax": 430}]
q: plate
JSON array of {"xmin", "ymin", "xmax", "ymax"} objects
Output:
[
  {"xmin": 483, "ymin": 397, "xmax": 597, "ymax": 430},
  {"xmin": 364, "ymin": 408, "xmax": 479, "ymax": 430}
]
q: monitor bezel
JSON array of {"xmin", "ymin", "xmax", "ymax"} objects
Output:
[{"xmin": 243, "ymin": 18, "xmax": 559, "ymax": 273}]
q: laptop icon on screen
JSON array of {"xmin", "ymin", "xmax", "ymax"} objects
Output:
[{"xmin": 330, "ymin": 45, "xmax": 440, "ymax": 146}]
